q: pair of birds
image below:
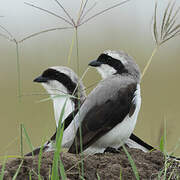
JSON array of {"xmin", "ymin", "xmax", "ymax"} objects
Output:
[{"xmin": 26, "ymin": 50, "xmax": 154, "ymax": 156}]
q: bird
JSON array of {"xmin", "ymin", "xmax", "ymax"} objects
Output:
[
  {"xmin": 33, "ymin": 66, "xmax": 86, "ymax": 127},
  {"xmin": 66, "ymin": 50, "xmax": 142, "ymax": 154},
  {"xmin": 25, "ymin": 66, "xmax": 86, "ymax": 156},
  {"xmin": 26, "ymin": 64, "xmax": 154, "ymax": 156}
]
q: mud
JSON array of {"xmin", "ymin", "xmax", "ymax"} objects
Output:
[{"xmin": 1, "ymin": 147, "xmax": 179, "ymax": 180}]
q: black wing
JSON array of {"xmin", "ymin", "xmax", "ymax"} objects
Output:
[{"xmin": 68, "ymin": 83, "xmax": 137, "ymax": 154}]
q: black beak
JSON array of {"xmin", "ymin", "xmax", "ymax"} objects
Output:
[
  {"xmin": 88, "ymin": 60, "xmax": 102, "ymax": 67},
  {"xmin": 33, "ymin": 76, "xmax": 49, "ymax": 83}
]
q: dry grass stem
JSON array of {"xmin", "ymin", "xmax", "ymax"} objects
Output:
[
  {"xmin": 53, "ymin": 0, "xmax": 74, "ymax": 25},
  {"xmin": 22, "ymin": 0, "xmax": 131, "ymax": 41},
  {"xmin": 0, "ymin": 24, "xmax": 14, "ymax": 41},
  {"xmin": 153, "ymin": 0, "xmax": 180, "ymax": 46},
  {"xmin": 142, "ymin": 0, "xmax": 180, "ymax": 79},
  {"xmin": 79, "ymin": 2, "xmax": 97, "ymax": 23},
  {"xmin": 24, "ymin": 2, "xmax": 74, "ymax": 26},
  {"xmin": 19, "ymin": 27, "xmax": 73, "ymax": 43},
  {"xmin": 79, "ymin": 0, "xmax": 131, "ymax": 26}
]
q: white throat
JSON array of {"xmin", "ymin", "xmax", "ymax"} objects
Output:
[
  {"xmin": 97, "ymin": 64, "xmax": 116, "ymax": 79},
  {"xmin": 52, "ymin": 96, "xmax": 74, "ymax": 127},
  {"xmin": 42, "ymin": 82, "xmax": 75, "ymax": 127}
]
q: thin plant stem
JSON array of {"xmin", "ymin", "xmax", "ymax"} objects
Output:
[
  {"xmin": 0, "ymin": 137, "xmax": 19, "ymax": 153},
  {"xmin": 79, "ymin": 2, "xmax": 97, "ymax": 24},
  {"xmin": 53, "ymin": 0, "xmax": 75, "ymax": 26},
  {"xmin": 0, "ymin": 33, "xmax": 10, "ymax": 40},
  {"xmin": 79, "ymin": 0, "xmax": 131, "ymax": 26},
  {"xmin": 79, "ymin": 124, "xmax": 84, "ymax": 178},
  {"xmin": 141, "ymin": 46, "xmax": 159, "ymax": 80},
  {"xmin": 20, "ymin": 124, "xmax": 23, "ymax": 158},
  {"xmin": 78, "ymin": 0, "xmax": 89, "ymax": 24},
  {"xmin": 19, "ymin": 27, "xmax": 73, "ymax": 43},
  {"xmin": 66, "ymin": 153, "xmax": 92, "ymax": 172},
  {"xmin": 0, "ymin": 155, "xmax": 22, "ymax": 159},
  {"xmin": 15, "ymin": 41, "xmax": 21, "ymax": 101},
  {"xmin": 77, "ymin": 0, "xmax": 85, "ymax": 26},
  {"xmin": 24, "ymin": 2, "xmax": 73, "ymax": 26},
  {"xmin": 72, "ymin": 67, "xmax": 90, "ymax": 97},
  {"xmin": 67, "ymin": 30, "xmax": 76, "ymax": 65},
  {"xmin": 0, "ymin": 24, "xmax": 13, "ymax": 39},
  {"xmin": 82, "ymin": 80, "xmax": 99, "ymax": 93},
  {"xmin": 75, "ymin": 28, "xmax": 80, "ymax": 76}
]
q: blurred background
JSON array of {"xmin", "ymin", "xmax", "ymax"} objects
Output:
[{"xmin": 0, "ymin": 0, "xmax": 180, "ymax": 158}]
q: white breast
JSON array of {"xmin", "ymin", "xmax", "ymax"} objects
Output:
[
  {"xmin": 84, "ymin": 84, "xmax": 141, "ymax": 154},
  {"xmin": 53, "ymin": 97, "xmax": 74, "ymax": 127}
]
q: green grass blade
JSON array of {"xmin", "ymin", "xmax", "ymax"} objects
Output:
[
  {"xmin": 20, "ymin": 124, "xmax": 23, "ymax": 158},
  {"xmin": 29, "ymin": 170, "xmax": 32, "ymax": 180},
  {"xmin": 119, "ymin": 168, "xmax": 122, "ymax": 180},
  {"xmin": 167, "ymin": 171, "xmax": 174, "ymax": 180},
  {"xmin": 59, "ymin": 159, "xmax": 67, "ymax": 180},
  {"xmin": 122, "ymin": 145, "xmax": 139, "ymax": 180},
  {"xmin": 96, "ymin": 172, "xmax": 100, "ymax": 180},
  {"xmin": 22, "ymin": 124, "xmax": 34, "ymax": 156},
  {"xmin": 0, "ymin": 157, "xmax": 7, "ymax": 180},
  {"xmin": 12, "ymin": 160, "xmax": 23, "ymax": 180},
  {"xmin": 51, "ymin": 123, "xmax": 65, "ymax": 180},
  {"xmin": 159, "ymin": 135, "xmax": 164, "ymax": 153},
  {"xmin": 37, "ymin": 94, "xmax": 77, "ymax": 103},
  {"xmin": 38, "ymin": 139, "xmax": 45, "ymax": 180},
  {"xmin": 51, "ymin": 99, "xmax": 67, "ymax": 180}
]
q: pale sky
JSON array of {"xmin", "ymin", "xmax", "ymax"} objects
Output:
[{"xmin": 0, "ymin": 0, "xmax": 156, "ymax": 38}]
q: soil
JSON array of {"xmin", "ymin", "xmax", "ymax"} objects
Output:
[{"xmin": 1, "ymin": 147, "xmax": 179, "ymax": 180}]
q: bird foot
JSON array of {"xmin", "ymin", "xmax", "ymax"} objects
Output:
[{"xmin": 104, "ymin": 147, "xmax": 120, "ymax": 153}]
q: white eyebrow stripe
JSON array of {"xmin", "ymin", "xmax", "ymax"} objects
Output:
[{"xmin": 103, "ymin": 50, "xmax": 127, "ymax": 65}]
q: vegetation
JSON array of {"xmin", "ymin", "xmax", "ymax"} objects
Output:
[{"xmin": 0, "ymin": 0, "xmax": 179, "ymax": 179}]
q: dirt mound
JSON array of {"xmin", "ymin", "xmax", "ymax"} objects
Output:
[{"xmin": 1, "ymin": 147, "xmax": 179, "ymax": 180}]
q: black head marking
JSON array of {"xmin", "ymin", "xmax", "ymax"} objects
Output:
[
  {"xmin": 97, "ymin": 54, "xmax": 127, "ymax": 74},
  {"xmin": 41, "ymin": 69, "xmax": 77, "ymax": 94},
  {"xmin": 40, "ymin": 68, "xmax": 80, "ymax": 108}
]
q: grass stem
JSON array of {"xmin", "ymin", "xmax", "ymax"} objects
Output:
[
  {"xmin": 15, "ymin": 41, "xmax": 21, "ymax": 101},
  {"xmin": 20, "ymin": 124, "xmax": 23, "ymax": 158},
  {"xmin": 141, "ymin": 46, "xmax": 159, "ymax": 80}
]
